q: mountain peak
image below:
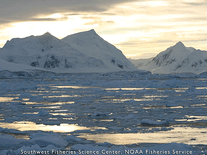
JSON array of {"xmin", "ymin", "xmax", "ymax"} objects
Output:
[
  {"xmin": 84, "ymin": 29, "xmax": 97, "ymax": 35},
  {"xmin": 41, "ymin": 32, "xmax": 53, "ymax": 37},
  {"xmin": 37, "ymin": 32, "xmax": 60, "ymax": 44},
  {"xmin": 89, "ymin": 29, "xmax": 96, "ymax": 33},
  {"xmin": 170, "ymin": 41, "xmax": 187, "ymax": 53},
  {"xmin": 174, "ymin": 41, "xmax": 185, "ymax": 48}
]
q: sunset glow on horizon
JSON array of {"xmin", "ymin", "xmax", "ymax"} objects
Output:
[{"xmin": 0, "ymin": 0, "xmax": 207, "ymax": 59}]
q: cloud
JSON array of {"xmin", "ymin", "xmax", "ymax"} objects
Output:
[
  {"xmin": 182, "ymin": 0, "xmax": 207, "ymax": 6},
  {"xmin": 0, "ymin": 0, "xmax": 137, "ymax": 24},
  {"xmin": 85, "ymin": 20, "xmax": 114, "ymax": 26},
  {"xmin": 82, "ymin": 16, "xmax": 115, "ymax": 26},
  {"xmin": 1, "ymin": 0, "xmax": 207, "ymax": 57}
]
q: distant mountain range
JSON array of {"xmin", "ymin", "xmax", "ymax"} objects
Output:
[
  {"xmin": 1, "ymin": 30, "xmax": 207, "ymax": 75},
  {"xmin": 130, "ymin": 41, "xmax": 207, "ymax": 74},
  {"xmin": 0, "ymin": 29, "xmax": 137, "ymax": 73}
]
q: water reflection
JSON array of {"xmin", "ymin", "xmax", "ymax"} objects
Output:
[
  {"xmin": 111, "ymin": 99, "xmax": 131, "ymax": 102},
  {"xmin": 0, "ymin": 121, "xmax": 89, "ymax": 133},
  {"xmin": 52, "ymin": 109, "xmax": 68, "ymax": 112},
  {"xmin": 79, "ymin": 127, "xmax": 207, "ymax": 145},
  {"xmin": 23, "ymin": 101, "xmax": 74, "ymax": 105},
  {"xmin": 0, "ymin": 114, "xmax": 4, "ymax": 120},
  {"xmin": 50, "ymin": 113, "xmax": 74, "ymax": 116},
  {"xmin": 104, "ymin": 87, "xmax": 188, "ymax": 93},
  {"xmin": 168, "ymin": 106, "xmax": 183, "ymax": 109},
  {"xmin": 23, "ymin": 112, "xmax": 38, "ymax": 114},
  {"xmin": 0, "ymin": 97, "xmax": 19, "ymax": 102},
  {"xmin": 186, "ymin": 115, "xmax": 207, "ymax": 121},
  {"xmin": 51, "ymin": 86, "xmax": 92, "ymax": 89},
  {"xmin": 104, "ymin": 88, "xmax": 144, "ymax": 91},
  {"xmin": 6, "ymin": 94, "xmax": 20, "ymax": 96},
  {"xmin": 191, "ymin": 104, "xmax": 206, "ymax": 107},
  {"xmin": 134, "ymin": 99, "xmax": 153, "ymax": 102},
  {"xmin": 143, "ymin": 106, "xmax": 166, "ymax": 109},
  {"xmin": 144, "ymin": 95, "xmax": 168, "ymax": 98},
  {"xmin": 99, "ymin": 98, "xmax": 156, "ymax": 103},
  {"xmin": 35, "ymin": 106, "xmax": 61, "ymax": 109},
  {"xmin": 196, "ymin": 87, "xmax": 207, "ymax": 89},
  {"xmin": 196, "ymin": 95, "xmax": 207, "ymax": 98},
  {"xmin": 44, "ymin": 95, "xmax": 81, "ymax": 98},
  {"xmin": 98, "ymin": 119, "xmax": 114, "ymax": 122}
]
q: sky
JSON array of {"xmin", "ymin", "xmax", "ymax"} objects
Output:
[{"xmin": 0, "ymin": 0, "xmax": 207, "ymax": 59}]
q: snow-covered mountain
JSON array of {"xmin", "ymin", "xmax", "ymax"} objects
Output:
[
  {"xmin": 130, "ymin": 41, "xmax": 207, "ymax": 74},
  {"xmin": 0, "ymin": 30, "xmax": 137, "ymax": 73},
  {"xmin": 61, "ymin": 29, "xmax": 136, "ymax": 72}
]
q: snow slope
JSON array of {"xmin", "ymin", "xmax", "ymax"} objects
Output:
[
  {"xmin": 0, "ymin": 30, "xmax": 137, "ymax": 73},
  {"xmin": 0, "ymin": 58, "xmax": 45, "ymax": 72},
  {"xmin": 130, "ymin": 41, "xmax": 207, "ymax": 74},
  {"xmin": 129, "ymin": 58, "xmax": 152, "ymax": 69}
]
